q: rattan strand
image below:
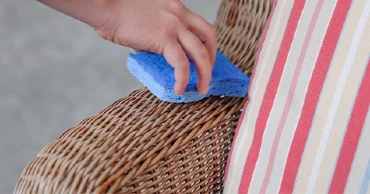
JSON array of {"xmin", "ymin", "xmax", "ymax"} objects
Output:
[{"xmin": 14, "ymin": 0, "xmax": 273, "ymax": 193}]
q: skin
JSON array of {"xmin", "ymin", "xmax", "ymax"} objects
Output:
[{"xmin": 38, "ymin": 0, "xmax": 217, "ymax": 95}]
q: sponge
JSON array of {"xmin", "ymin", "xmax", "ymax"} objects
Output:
[{"xmin": 126, "ymin": 51, "xmax": 250, "ymax": 103}]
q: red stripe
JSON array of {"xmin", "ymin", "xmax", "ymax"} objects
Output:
[
  {"xmin": 238, "ymin": 1, "xmax": 306, "ymax": 193},
  {"xmin": 224, "ymin": 0, "xmax": 277, "ymax": 180},
  {"xmin": 329, "ymin": 59, "xmax": 370, "ymax": 193},
  {"xmin": 234, "ymin": 0, "xmax": 276, "ymax": 139},
  {"xmin": 279, "ymin": 1, "xmax": 353, "ymax": 193},
  {"xmin": 260, "ymin": 0, "xmax": 325, "ymax": 192}
]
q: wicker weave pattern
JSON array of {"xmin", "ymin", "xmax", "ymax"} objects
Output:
[
  {"xmin": 216, "ymin": 0, "xmax": 272, "ymax": 75},
  {"xmin": 15, "ymin": 0, "xmax": 273, "ymax": 193}
]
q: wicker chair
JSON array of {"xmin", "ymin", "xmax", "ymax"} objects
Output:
[{"xmin": 15, "ymin": 0, "xmax": 273, "ymax": 193}]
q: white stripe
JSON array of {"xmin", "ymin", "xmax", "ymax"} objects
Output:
[
  {"xmin": 306, "ymin": 2, "xmax": 370, "ymax": 194},
  {"xmin": 249, "ymin": 0, "xmax": 316, "ymax": 192},
  {"xmin": 268, "ymin": 1, "xmax": 337, "ymax": 192},
  {"xmin": 224, "ymin": 1, "xmax": 288, "ymax": 193}
]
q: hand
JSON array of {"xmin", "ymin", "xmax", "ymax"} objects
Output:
[{"xmin": 95, "ymin": 0, "xmax": 217, "ymax": 95}]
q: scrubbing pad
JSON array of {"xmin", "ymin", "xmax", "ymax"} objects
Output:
[{"xmin": 126, "ymin": 51, "xmax": 250, "ymax": 103}]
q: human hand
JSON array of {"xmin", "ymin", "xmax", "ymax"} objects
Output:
[{"xmin": 95, "ymin": 0, "xmax": 217, "ymax": 95}]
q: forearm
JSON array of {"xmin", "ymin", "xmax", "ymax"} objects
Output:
[
  {"xmin": 38, "ymin": 0, "xmax": 110, "ymax": 29},
  {"xmin": 37, "ymin": 0, "xmax": 216, "ymax": 94}
]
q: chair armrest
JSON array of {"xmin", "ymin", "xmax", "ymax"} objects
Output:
[{"xmin": 15, "ymin": 88, "xmax": 246, "ymax": 193}]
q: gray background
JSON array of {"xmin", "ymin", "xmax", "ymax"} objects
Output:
[{"xmin": 0, "ymin": 0, "xmax": 220, "ymax": 193}]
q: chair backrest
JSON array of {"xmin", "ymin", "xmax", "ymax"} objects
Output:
[{"xmin": 215, "ymin": 0, "xmax": 273, "ymax": 75}]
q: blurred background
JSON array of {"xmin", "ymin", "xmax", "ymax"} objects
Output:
[{"xmin": 0, "ymin": 0, "xmax": 220, "ymax": 192}]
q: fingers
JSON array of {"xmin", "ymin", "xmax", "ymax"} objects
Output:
[
  {"xmin": 163, "ymin": 41, "xmax": 190, "ymax": 95},
  {"xmin": 167, "ymin": 0, "xmax": 217, "ymax": 67},
  {"xmin": 178, "ymin": 29, "xmax": 212, "ymax": 94},
  {"xmin": 185, "ymin": 12, "xmax": 217, "ymax": 68},
  {"xmin": 131, "ymin": 0, "xmax": 214, "ymax": 95}
]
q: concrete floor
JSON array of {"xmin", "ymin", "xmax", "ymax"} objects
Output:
[{"xmin": 0, "ymin": 0, "xmax": 220, "ymax": 192}]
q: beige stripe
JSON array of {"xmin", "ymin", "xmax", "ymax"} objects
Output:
[
  {"xmin": 313, "ymin": 11, "xmax": 370, "ymax": 193},
  {"xmin": 294, "ymin": 0, "xmax": 366, "ymax": 193},
  {"xmin": 248, "ymin": 0, "xmax": 319, "ymax": 192},
  {"xmin": 344, "ymin": 106, "xmax": 370, "ymax": 194},
  {"xmin": 223, "ymin": 1, "xmax": 294, "ymax": 193},
  {"xmin": 266, "ymin": 0, "xmax": 338, "ymax": 192},
  {"xmin": 224, "ymin": 0, "xmax": 294, "ymax": 194}
]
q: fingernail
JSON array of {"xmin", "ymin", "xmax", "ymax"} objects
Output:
[
  {"xmin": 198, "ymin": 84, "xmax": 209, "ymax": 95},
  {"xmin": 175, "ymin": 83, "xmax": 185, "ymax": 95},
  {"xmin": 203, "ymin": 86, "xmax": 209, "ymax": 94},
  {"xmin": 175, "ymin": 88, "xmax": 183, "ymax": 95}
]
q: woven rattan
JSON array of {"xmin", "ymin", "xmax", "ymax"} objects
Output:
[{"xmin": 14, "ymin": 0, "xmax": 273, "ymax": 193}]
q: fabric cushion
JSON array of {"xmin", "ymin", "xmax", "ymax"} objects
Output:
[{"xmin": 224, "ymin": 0, "xmax": 370, "ymax": 193}]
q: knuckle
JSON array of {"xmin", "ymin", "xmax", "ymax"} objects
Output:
[
  {"xmin": 161, "ymin": 26, "xmax": 175, "ymax": 39},
  {"xmin": 176, "ymin": 56, "xmax": 190, "ymax": 69},
  {"xmin": 148, "ymin": 43, "xmax": 163, "ymax": 53},
  {"xmin": 197, "ymin": 73, "xmax": 211, "ymax": 83},
  {"xmin": 198, "ymin": 78, "xmax": 209, "ymax": 84},
  {"xmin": 199, "ymin": 70, "xmax": 212, "ymax": 81},
  {"xmin": 176, "ymin": 79, "xmax": 188, "ymax": 85},
  {"xmin": 166, "ymin": 14, "xmax": 181, "ymax": 25},
  {"xmin": 169, "ymin": 0, "xmax": 187, "ymax": 13},
  {"xmin": 199, "ymin": 46, "xmax": 209, "ymax": 58},
  {"xmin": 209, "ymin": 26, "xmax": 217, "ymax": 39}
]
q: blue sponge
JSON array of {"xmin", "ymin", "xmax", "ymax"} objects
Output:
[{"xmin": 126, "ymin": 51, "xmax": 250, "ymax": 103}]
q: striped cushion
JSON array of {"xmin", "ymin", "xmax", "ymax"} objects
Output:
[{"xmin": 224, "ymin": 0, "xmax": 370, "ymax": 193}]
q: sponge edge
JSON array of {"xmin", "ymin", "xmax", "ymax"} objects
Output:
[{"xmin": 126, "ymin": 51, "xmax": 250, "ymax": 103}]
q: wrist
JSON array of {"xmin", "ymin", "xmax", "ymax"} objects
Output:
[
  {"xmin": 78, "ymin": 0, "xmax": 112, "ymax": 29},
  {"xmin": 38, "ymin": 0, "xmax": 112, "ymax": 30}
]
